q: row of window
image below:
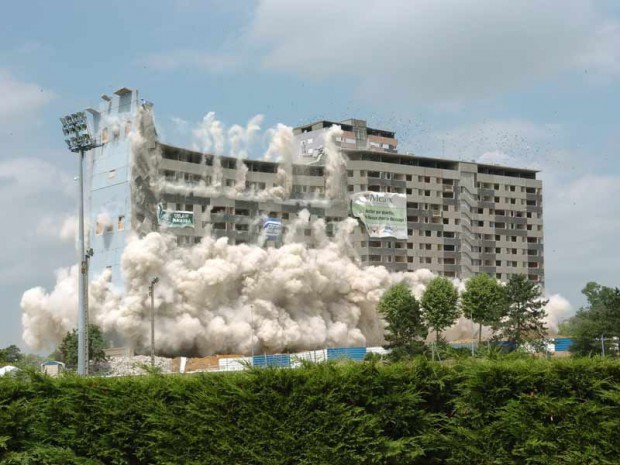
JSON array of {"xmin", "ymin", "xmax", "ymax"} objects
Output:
[
  {"xmin": 478, "ymin": 182, "xmax": 540, "ymax": 194},
  {"xmin": 348, "ymin": 171, "xmax": 458, "ymax": 185},
  {"xmin": 100, "ymin": 121, "xmax": 132, "ymax": 144},
  {"xmin": 361, "ymin": 254, "xmax": 540, "ymax": 270},
  {"xmin": 480, "ymin": 195, "xmax": 540, "ymax": 207},
  {"xmin": 347, "ymin": 172, "xmax": 541, "ymax": 194},
  {"xmin": 361, "ymin": 240, "xmax": 540, "ymax": 252}
]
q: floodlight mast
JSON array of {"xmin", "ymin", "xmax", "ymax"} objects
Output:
[{"xmin": 60, "ymin": 112, "xmax": 103, "ymax": 375}]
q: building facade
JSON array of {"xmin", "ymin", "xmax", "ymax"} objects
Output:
[{"xmin": 86, "ymin": 88, "xmax": 544, "ymax": 287}]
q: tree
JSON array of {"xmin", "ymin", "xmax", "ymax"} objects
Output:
[
  {"xmin": 0, "ymin": 345, "xmax": 22, "ymax": 364},
  {"xmin": 421, "ymin": 277, "xmax": 460, "ymax": 343},
  {"xmin": 377, "ymin": 283, "xmax": 428, "ymax": 359},
  {"xmin": 57, "ymin": 325, "xmax": 108, "ymax": 369},
  {"xmin": 461, "ymin": 273, "xmax": 507, "ymax": 343},
  {"xmin": 499, "ymin": 274, "xmax": 548, "ymax": 347},
  {"xmin": 561, "ymin": 282, "xmax": 620, "ymax": 356}
]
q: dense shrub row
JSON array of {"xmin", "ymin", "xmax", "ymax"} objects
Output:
[{"xmin": 1, "ymin": 358, "xmax": 619, "ymax": 464}]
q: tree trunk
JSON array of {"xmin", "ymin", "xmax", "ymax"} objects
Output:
[{"xmin": 478, "ymin": 322, "xmax": 483, "ymax": 344}]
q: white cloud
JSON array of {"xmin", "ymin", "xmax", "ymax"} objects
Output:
[
  {"xmin": 0, "ymin": 70, "xmax": 54, "ymax": 121},
  {"xmin": 251, "ymin": 0, "xmax": 617, "ymax": 102},
  {"xmin": 544, "ymin": 174, "xmax": 620, "ymax": 267},
  {"xmin": 0, "ymin": 158, "xmax": 74, "ymax": 197},
  {"xmin": 0, "ymin": 157, "xmax": 76, "ymax": 347},
  {"xmin": 577, "ymin": 20, "xmax": 620, "ymax": 79},
  {"xmin": 36, "ymin": 215, "xmax": 78, "ymax": 244},
  {"xmin": 139, "ymin": 50, "xmax": 241, "ymax": 72},
  {"xmin": 0, "ymin": 71, "xmax": 67, "ymax": 348}
]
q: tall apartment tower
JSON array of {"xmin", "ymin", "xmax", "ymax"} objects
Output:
[
  {"xmin": 85, "ymin": 88, "xmax": 142, "ymax": 286},
  {"xmin": 85, "ymin": 89, "xmax": 544, "ymax": 288}
]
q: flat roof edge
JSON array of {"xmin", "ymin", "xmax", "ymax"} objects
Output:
[{"xmin": 158, "ymin": 143, "xmax": 539, "ymax": 174}]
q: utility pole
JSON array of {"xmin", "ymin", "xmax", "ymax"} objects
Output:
[
  {"xmin": 60, "ymin": 112, "xmax": 102, "ymax": 375},
  {"xmin": 149, "ymin": 277, "xmax": 159, "ymax": 367}
]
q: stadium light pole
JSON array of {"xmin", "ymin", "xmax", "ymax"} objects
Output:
[
  {"xmin": 60, "ymin": 112, "xmax": 102, "ymax": 375},
  {"xmin": 149, "ymin": 277, "xmax": 159, "ymax": 367}
]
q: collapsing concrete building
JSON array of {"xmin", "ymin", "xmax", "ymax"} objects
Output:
[
  {"xmin": 87, "ymin": 88, "xmax": 544, "ymax": 288},
  {"xmin": 20, "ymin": 86, "xmax": 549, "ymax": 357}
]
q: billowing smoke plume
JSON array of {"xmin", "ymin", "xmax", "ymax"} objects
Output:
[
  {"xmin": 544, "ymin": 294, "xmax": 572, "ymax": 334},
  {"xmin": 192, "ymin": 112, "xmax": 225, "ymax": 155},
  {"xmin": 229, "ymin": 115, "xmax": 264, "ymax": 192},
  {"xmin": 21, "ymin": 214, "xmax": 442, "ymax": 354},
  {"xmin": 264, "ymin": 124, "xmax": 296, "ymax": 198},
  {"xmin": 323, "ymin": 125, "xmax": 347, "ymax": 199},
  {"xmin": 22, "ymin": 266, "xmax": 80, "ymax": 349},
  {"xmin": 164, "ymin": 116, "xmax": 297, "ymax": 201},
  {"xmin": 228, "ymin": 115, "xmax": 264, "ymax": 159},
  {"xmin": 20, "ymin": 220, "xmax": 573, "ymax": 353}
]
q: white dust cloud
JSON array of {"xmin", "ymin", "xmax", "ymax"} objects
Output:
[
  {"xmin": 21, "ymin": 214, "xmax": 439, "ymax": 354},
  {"xmin": 323, "ymin": 125, "xmax": 346, "ymax": 199},
  {"xmin": 192, "ymin": 112, "xmax": 225, "ymax": 155},
  {"xmin": 544, "ymin": 294, "xmax": 573, "ymax": 334}
]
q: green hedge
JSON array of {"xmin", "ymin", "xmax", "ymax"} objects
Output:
[{"xmin": 1, "ymin": 359, "xmax": 619, "ymax": 464}]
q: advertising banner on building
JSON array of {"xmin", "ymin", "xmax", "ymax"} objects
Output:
[
  {"xmin": 263, "ymin": 217, "xmax": 282, "ymax": 240},
  {"xmin": 157, "ymin": 203, "xmax": 194, "ymax": 228},
  {"xmin": 350, "ymin": 192, "xmax": 407, "ymax": 239}
]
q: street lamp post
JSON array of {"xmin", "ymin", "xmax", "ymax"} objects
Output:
[
  {"xmin": 60, "ymin": 112, "xmax": 102, "ymax": 376},
  {"xmin": 149, "ymin": 277, "xmax": 159, "ymax": 367},
  {"xmin": 250, "ymin": 305, "xmax": 255, "ymax": 362}
]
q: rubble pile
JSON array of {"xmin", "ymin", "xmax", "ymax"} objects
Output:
[{"xmin": 103, "ymin": 355, "xmax": 172, "ymax": 376}]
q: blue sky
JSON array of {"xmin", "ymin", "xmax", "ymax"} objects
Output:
[{"xmin": 1, "ymin": 0, "xmax": 619, "ymax": 349}]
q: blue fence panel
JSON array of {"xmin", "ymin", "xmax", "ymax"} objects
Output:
[
  {"xmin": 326, "ymin": 347, "xmax": 367, "ymax": 361},
  {"xmin": 252, "ymin": 354, "xmax": 291, "ymax": 368},
  {"xmin": 554, "ymin": 338, "xmax": 574, "ymax": 352},
  {"xmin": 490, "ymin": 341, "xmax": 517, "ymax": 352}
]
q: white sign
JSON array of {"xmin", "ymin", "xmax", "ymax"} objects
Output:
[{"xmin": 350, "ymin": 192, "xmax": 407, "ymax": 239}]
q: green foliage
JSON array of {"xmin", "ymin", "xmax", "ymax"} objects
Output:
[
  {"xmin": 1, "ymin": 446, "xmax": 103, "ymax": 464},
  {"xmin": 57, "ymin": 325, "xmax": 108, "ymax": 369},
  {"xmin": 0, "ymin": 359, "xmax": 619, "ymax": 464},
  {"xmin": 421, "ymin": 277, "xmax": 460, "ymax": 342},
  {"xmin": 461, "ymin": 273, "xmax": 507, "ymax": 342},
  {"xmin": 561, "ymin": 282, "xmax": 620, "ymax": 356},
  {"xmin": 0, "ymin": 346, "xmax": 22, "ymax": 365},
  {"xmin": 377, "ymin": 284, "xmax": 427, "ymax": 360},
  {"xmin": 498, "ymin": 274, "xmax": 548, "ymax": 348}
]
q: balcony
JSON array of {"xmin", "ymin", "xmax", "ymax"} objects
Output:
[
  {"xmin": 443, "ymin": 264, "xmax": 460, "ymax": 273},
  {"xmin": 388, "ymin": 262, "xmax": 409, "ymax": 272},
  {"xmin": 495, "ymin": 215, "xmax": 527, "ymax": 225}
]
